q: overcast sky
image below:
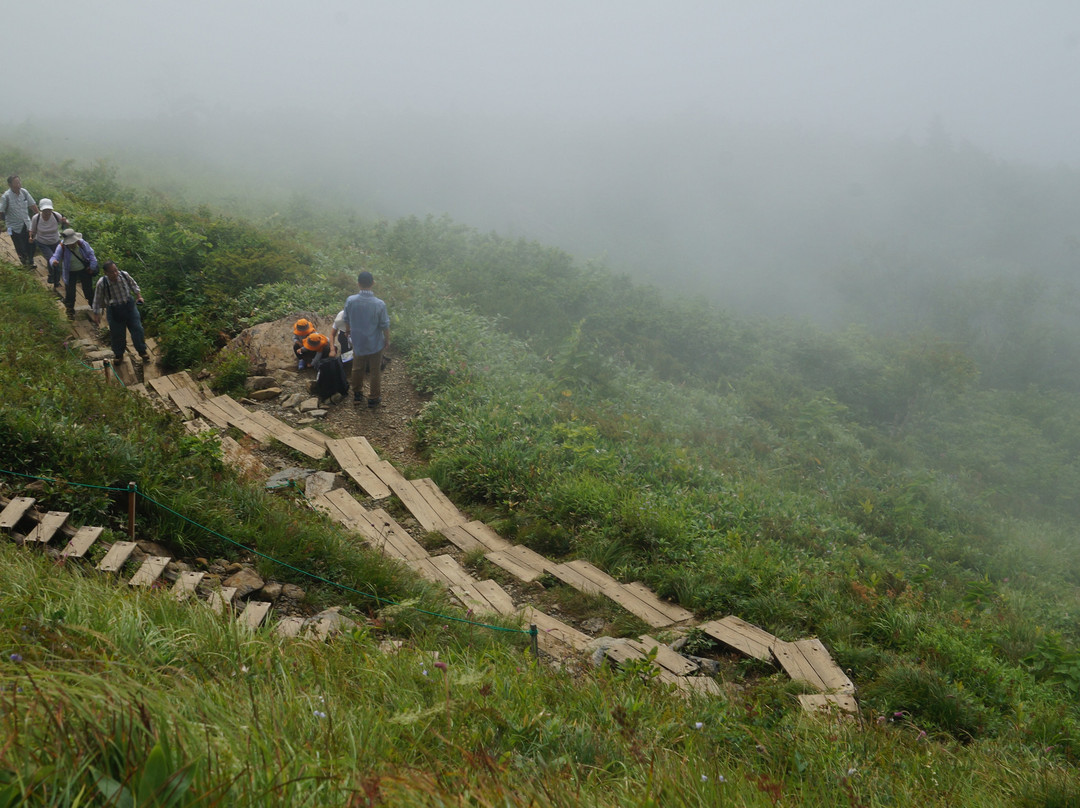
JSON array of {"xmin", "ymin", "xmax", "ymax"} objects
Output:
[{"xmin": 6, "ymin": 1, "xmax": 1080, "ymax": 167}]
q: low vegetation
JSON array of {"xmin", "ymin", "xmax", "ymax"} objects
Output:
[{"xmin": 1, "ymin": 147, "xmax": 1080, "ymax": 804}]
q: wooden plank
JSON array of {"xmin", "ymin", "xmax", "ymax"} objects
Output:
[
  {"xmin": 521, "ymin": 607, "xmax": 592, "ymax": 654},
  {"xmin": 25, "ymin": 511, "xmax": 69, "ymax": 544},
  {"xmin": 190, "ymin": 396, "xmax": 232, "ymax": 429},
  {"xmin": 326, "ymin": 437, "xmax": 364, "ymax": 469},
  {"xmin": 276, "ymin": 616, "xmax": 305, "ymax": 638},
  {"xmin": 798, "ymin": 693, "xmax": 859, "ymax": 715},
  {"xmin": 60, "ymin": 525, "xmax": 103, "ymax": 559},
  {"xmin": 407, "ymin": 557, "xmax": 445, "ymax": 584},
  {"xmin": 171, "ymin": 571, "xmax": 205, "ymax": 601},
  {"xmin": 773, "ymin": 638, "xmax": 854, "ymax": 694},
  {"xmin": 370, "ymin": 459, "xmax": 409, "ymax": 490},
  {"xmin": 564, "ymin": 559, "xmax": 621, "ymax": 589},
  {"xmin": 168, "ymin": 386, "xmax": 203, "ymax": 419},
  {"xmin": 547, "ymin": 563, "xmax": 606, "ymax": 596},
  {"xmin": 171, "ymin": 371, "xmax": 198, "ymax": 390},
  {"xmin": 238, "ymin": 601, "xmax": 272, "ymax": 630},
  {"xmin": 367, "ymin": 508, "xmax": 429, "ymax": 561},
  {"xmin": 670, "ymin": 676, "xmax": 723, "ymax": 697},
  {"xmin": 699, "ymin": 616, "xmax": 777, "ymax": 662},
  {"xmin": 604, "ymin": 642, "xmax": 649, "ymax": 667},
  {"xmin": 389, "ymin": 478, "xmax": 445, "ymax": 532},
  {"xmin": 247, "ymin": 410, "xmax": 326, "ymax": 459},
  {"xmin": 0, "ymin": 497, "xmax": 36, "ymax": 530},
  {"xmin": 484, "ymin": 547, "xmax": 546, "ymax": 582},
  {"xmin": 345, "ymin": 436, "xmax": 383, "ymax": 466},
  {"xmin": 207, "ymin": 586, "xmax": 238, "ymax": 614},
  {"xmin": 629, "ymin": 635, "xmax": 699, "ymax": 677},
  {"xmin": 412, "ymin": 478, "xmax": 468, "ymax": 528},
  {"xmin": 622, "ymin": 582, "xmax": 695, "ymax": 623},
  {"xmin": 428, "ymin": 554, "xmax": 475, "ymax": 588},
  {"xmin": 602, "ymin": 584, "xmax": 676, "ymax": 628},
  {"xmin": 129, "ymin": 556, "xmax": 171, "ymax": 587},
  {"xmin": 211, "ymin": 396, "xmax": 274, "ymax": 443},
  {"xmin": 472, "ymin": 580, "xmax": 517, "ymax": 615},
  {"xmin": 147, "ymin": 374, "xmax": 178, "ymax": 397},
  {"xmin": 129, "ymin": 382, "xmax": 152, "ymax": 399},
  {"xmin": 296, "ymin": 426, "xmax": 330, "ymax": 448},
  {"xmin": 458, "ymin": 520, "xmax": 511, "ymax": 551},
  {"xmin": 97, "ymin": 541, "xmax": 137, "ymax": 573},
  {"xmin": 440, "ymin": 524, "xmax": 488, "ymax": 553},
  {"xmin": 449, "ymin": 583, "xmax": 492, "ymax": 614},
  {"xmin": 341, "ymin": 462, "xmax": 392, "ymax": 500}
]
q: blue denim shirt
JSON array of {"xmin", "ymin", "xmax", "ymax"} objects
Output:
[{"xmin": 343, "ymin": 290, "xmax": 389, "ymax": 355}]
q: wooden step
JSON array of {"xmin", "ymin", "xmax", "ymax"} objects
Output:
[
  {"xmin": 171, "ymin": 571, "xmax": 205, "ymax": 601},
  {"xmin": 207, "ymin": 586, "xmax": 238, "ymax": 614},
  {"xmin": 0, "ymin": 497, "xmax": 36, "ymax": 531},
  {"xmin": 772, "ymin": 638, "xmax": 854, "ymax": 694},
  {"xmin": 698, "ymin": 616, "xmax": 777, "ymax": 662},
  {"xmin": 25, "ymin": 511, "xmax": 70, "ymax": 544},
  {"xmin": 97, "ymin": 541, "xmax": 138, "ymax": 573},
  {"xmin": 238, "ymin": 601, "xmax": 272, "ymax": 629},
  {"xmin": 129, "ymin": 556, "xmax": 171, "ymax": 587},
  {"xmin": 60, "ymin": 526, "xmax": 103, "ymax": 559}
]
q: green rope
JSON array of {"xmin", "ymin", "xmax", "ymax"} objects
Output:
[{"xmin": 0, "ymin": 468, "xmax": 530, "ymax": 636}]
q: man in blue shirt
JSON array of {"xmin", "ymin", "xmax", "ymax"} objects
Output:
[{"xmin": 343, "ymin": 271, "xmax": 390, "ymax": 407}]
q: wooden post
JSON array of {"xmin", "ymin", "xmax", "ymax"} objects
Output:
[
  {"xmin": 103, "ymin": 359, "xmax": 111, "ymax": 384},
  {"xmin": 127, "ymin": 482, "xmax": 136, "ymax": 540}
]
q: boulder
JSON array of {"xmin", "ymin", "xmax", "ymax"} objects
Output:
[
  {"xmin": 281, "ymin": 583, "xmax": 306, "ymax": 602},
  {"xmin": 244, "ymin": 375, "xmax": 278, "ymax": 392},
  {"xmin": 305, "ymin": 471, "xmax": 340, "ymax": 499},
  {"xmin": 223, "ymin": 567, "xmax": 264, "ymax": 598},
  {"xmin": 299, "ymin": 397, "xmax": 320, "ymax": 412},
  {"xmin": 248, "ymin": 387, "xmax": 282, "ymax": 401}
]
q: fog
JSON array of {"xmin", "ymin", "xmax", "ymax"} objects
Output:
[{"xmin": 5, "ymin": 1, "xmax": 1080, "ymax": 318}]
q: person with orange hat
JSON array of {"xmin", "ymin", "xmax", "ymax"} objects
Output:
[
  {"xmin": 292, "ymin": 318, "xmax": 315, "ymax": 369},
  {"xmin": 295, "ymin": 325, "xmax": 330, "ymax": 370}
]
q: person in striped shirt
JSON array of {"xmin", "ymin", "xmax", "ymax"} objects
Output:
[{"xmin": 90, "ymin": 260, "xmax": 149, "ymax": 364}]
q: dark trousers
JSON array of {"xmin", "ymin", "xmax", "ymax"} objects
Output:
[
  {"xmin": 351, "ymin": 349, "xmax": 383, "ymax": 400},
  {"xmin": 106, "ymin": 299, "xmax": 147, "ymax": 359},
  {"xmin": 64, "ymin": 268, "xmax": 95, "ymax": 313},
  {"xmin": 36, "ymin": 242, "xmax": 60, "ymax": 280},
  {"xmin": 10, "ymin": 227, "xmax": 33, "ymax": 267}
]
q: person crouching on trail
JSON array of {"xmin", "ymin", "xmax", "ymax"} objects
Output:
[
  {"xmin": 51, "ymin": 228, "xmax": 97, "ymax": 318},
  {"xmin": 91, "ymin": 260, "xmax": 149, "ymax": 364},
  {"xmin": 297, "ymin": 331, "xmax": 330, "ymax": 370}
]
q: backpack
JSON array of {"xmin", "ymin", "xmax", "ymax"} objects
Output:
[{"xmin": 313, "ymin": 355, "xmax": 349, "ymax": 401}]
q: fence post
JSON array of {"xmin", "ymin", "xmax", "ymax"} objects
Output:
[
  {"xmin": 530, "ymin": 624, "xmax": 539, "ymax": 659},
  {"xmin": 103, "ymin": 359, "xmax": 111, "ymax": 384},
  {"xmin": 127, "ymin": 482, "xmax": 137, "ymax": 539}
]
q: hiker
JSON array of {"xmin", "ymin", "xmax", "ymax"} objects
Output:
[
  {"xmin": 293, "ymin": 318, "xmax": 325, "ymax": 369},
  {"xmin": 329, "ymin": 308, "xmax": 350, "ymax": 358},
  {"xmin": 0, "ymin": 175, "xmax": 38, "ymax": 268},
  {"xmin": 297, "ymin": 330, "xmax": 331, "ymax": 370},
  {"xmin": 90, "ymin": 260, "xmax": 149, "ymax": 363},
  {"xmin": 29, "ymin": 199, "xmax": 69, "ymax": 287},
  {"xmin": 343, "ymin": 270, "xmax": 390, "ymax": 408},
  {"xmin": 50, "ymin": 229, "xmax": 98, "ymax": 318}
]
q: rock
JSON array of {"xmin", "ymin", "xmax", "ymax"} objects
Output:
[
  {"xmin": 580, "ymin": 617, "xmax": 607, "ymax": 634},
  {"xmin": 266, "ymin": 468, "xmax": 312, "ymax": 489},
  {"xmin": 163, "ymin": 560, "xmax": 193, "ymax": 582},
  {"xmin": 281, "ymin": 583, "xmax": 306, "ymax": 602},
  {"xmin": 282, "ymin": 392, "xmax": 306, "ymax": 408},
  {"xmin": 223, "ymin": 568, "xmax": 264, "ymax": 598},
  {"xmin": 687, "ymin": 655, "xmax": 723, "ymax": 677},
  {"xmin": 299, "ymin": 397, "xmax": 320, "ymax": 412},
  {"xmin": 304, "ymin": 607, "xmax": 359, "ymax": 640},
  {"xmin": 244, "ymin": 375, "xmax": 278, "ymax": 392},
  {"xmin": 305, "ymin": 471, "xmax": 340, "ymax": 499},
  {"xmin": 257, "ymin": 581, "xmax": 283, "ymax": 601},
  {"xmin": 248, "ymin": 387, "xmax": 282, "ymax": 401},
  {"xmin": 309, "ymin": 409, "xmax": 328, "ymax": 418},
  {"xmin": 136, "ymin": 540, "xmax": 172, "ymax": 557}
]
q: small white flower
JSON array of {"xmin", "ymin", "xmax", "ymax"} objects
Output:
[
  {"xmin": 694, "ymin": 721, "xmax": 704, "ymax": 730},
  {"xmin": 701, "ymin": 774, "xmax": 708, "ymax": 782},
  {"xmin": 240, "ymin": 665, "xmax": 249, "ymax": 673},
  {"xmin": 313, "ymin": 710, "xmax": 327, "ymax": 719}
]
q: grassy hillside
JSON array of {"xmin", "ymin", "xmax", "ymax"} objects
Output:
[{"xmin": 2, "ymin": 149, "xmax": 1080, "ymax": 804}]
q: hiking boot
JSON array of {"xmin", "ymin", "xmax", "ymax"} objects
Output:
[
  {"xmin": 65, "ymin": 308, "xmax": 75, "ymax": 320},
  {"xmin": 329, "ymin": 392, "xmax": 344, "ymax": 405},
  {"xmin": 367, "ymin": 397, "xmax": 381, "ymax": 408},
  {"xmin": 139, "ymin": 352, "xmax": 150, "ymax": 363},
  {"xmin": 353, "ymin": 392, "xmax": 365, "ymax": 405},
  {"xmin": 297, "ymin": 359, "xmax": 306, "ymax": 370}
]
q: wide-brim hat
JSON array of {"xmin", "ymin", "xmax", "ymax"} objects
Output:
[
  {"xmin": 39, "ymin": 198, "xmax": 54, "ymax": 211},
  {"xmin": 303, "ymin": 333, "xmax": 328, "ymax": 352},
  {"xmin": 61, "ymin": 228, "xmax": 81, "ymax": 245},
  {"xmin": 293, "ymin": 318, "xmax": 313, "ymax": 337}
]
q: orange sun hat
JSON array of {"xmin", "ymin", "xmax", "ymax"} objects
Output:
[
  {"xmin": 303, "ymin": 332, "xmax": 329, "ymax": 352},
  {"xmin": 293, "ymin": 318, "xmax": 314, "ymax": 337}
]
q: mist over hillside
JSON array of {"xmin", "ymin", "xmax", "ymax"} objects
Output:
[{"xmin": 8, "ymin": 109, "xmax": 1080, "ymax": 332}]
